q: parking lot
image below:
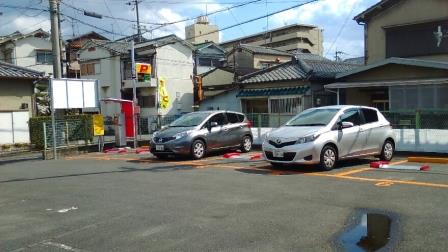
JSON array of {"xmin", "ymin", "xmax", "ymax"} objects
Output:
[{"xmin": 1, "ymin": 151, "xmax": 447, "ymax": 251}]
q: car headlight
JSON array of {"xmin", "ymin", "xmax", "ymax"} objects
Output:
[
  {"xmin": 296, "ymin": 134, "xmax": 319, "ymax": 144},
  {"xmin": 174, "ymin": 131, "xmax": 191, "ymax": 140},
  {"xmin": 263, "ymin": 131, "xmax": 271, "ymax": 140}
]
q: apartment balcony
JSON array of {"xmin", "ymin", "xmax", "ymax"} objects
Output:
[
  {"xmin": 123, "ymin": 78, "xmax": 157, "ymax": 89},
  {"xmin": 243, "ymin": 32, "xmax": 318, "ymax": 47}
]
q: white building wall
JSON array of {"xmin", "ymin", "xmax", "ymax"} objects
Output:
[
  {"xmin": 199, "ymin": 89, "xmax": 241, "ymax": 112},
  {"xmin": 154, "ymin": 42, "xmax": 194, "ymax": 116},
  {"xmin": 14, "ymin": 37, "xmax": 59, "ymax": 76},
  {"xmin": 79, "ymin": 47, "xmax": 122, "ymax": 117},
  {"xmin": 197, "ymin": 65, "xmax": 215, "ymax": 75}
]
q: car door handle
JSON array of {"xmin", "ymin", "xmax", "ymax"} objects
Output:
[{"xmin": 223, "ymin": 128, "xmax": 229, "ymax": 132}]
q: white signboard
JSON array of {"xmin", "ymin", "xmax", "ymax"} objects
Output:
[{"xmin": 51, "ymin": 79, "xmax": 98, "ymax": 109}]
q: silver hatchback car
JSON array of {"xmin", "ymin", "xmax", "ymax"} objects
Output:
[
  {"xmin": 151, "ymin": 111, "xmax": 253, "ymax": 159},
  {"xmin": 262, "ymin": 105, "xmax": 395, "ymax": 170}
]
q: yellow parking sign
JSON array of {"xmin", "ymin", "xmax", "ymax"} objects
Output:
[{"xmin": 93, "ymin": 114, "xmax": 104, "ymax": 136}]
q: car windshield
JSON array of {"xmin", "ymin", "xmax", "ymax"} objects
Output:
[
  {"xmin": 286, "ymin": 108, "xmax": 339, "ymax": 126},
  {"xmin": 169, "ymin": 112, "xmax": 211, "ymax": 127}
]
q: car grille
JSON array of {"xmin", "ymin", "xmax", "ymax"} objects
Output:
[
  {"xmin": 264, "ymin": 151, "xmax": 296, "ymax": 161},
  {"xmin": 268, "ymin": 140, "xmax": 296, "ymax": 148},
  {"xmin": 153, "ymin": 136, "xmax": 176, "ymax": 143}
]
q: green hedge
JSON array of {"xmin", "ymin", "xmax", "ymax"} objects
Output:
[{"xmin": 29, "ymin": 115, "xmax": 93, "ymax": 149}]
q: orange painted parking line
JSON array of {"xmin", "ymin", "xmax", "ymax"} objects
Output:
[
  {"xmin": 307, "ymin": 173, "xmax": 448, "ymax": 189},
  {"xmin": 334, "ymin": 160, "xmax": 409, "ymax": 176}
]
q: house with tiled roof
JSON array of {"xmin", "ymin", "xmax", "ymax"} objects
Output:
[
  {"xmin": 0, "ymin": 62, "xmax": 45, "ymax": 144},
  {"xmin": 226, "ymin": 44, "xmax": 293, "ymax": 76},
  {"xmin": 325, "ymin": 0, "xmax": 448, "ymax": 112},
  {"xmin": 193, "ymin": 41, "xmax": 226, "ymax": 75},
  {"xmin": 65, "ymin": 31, "xmax": 110, "ymax": 78},
  {"xmin": 199, "ymin": 54, "xmax": 357, "ymax": 121},
  {"xmin": 0, "ymin": 29, "xmax": 65, "ymax": 76}
]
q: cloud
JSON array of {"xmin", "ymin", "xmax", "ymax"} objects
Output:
[
  {"xmin": 191, "ymin": 0, "xmax": 227, "ymax": 14},
  {"xmin": 142, "ymin": 8, "xmax": 187, "ymax": 39},
  {"xmin": 0, "ymin": 15, "xmax": 51, "ymax": 35},
  {"xmin": 272, "ymin": 0, "xmax": 362, "ymax": 25}
]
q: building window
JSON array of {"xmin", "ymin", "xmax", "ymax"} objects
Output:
[
  {"xmin": 36, "ymin": 50, "xmax": 53, "ymax": 64},
  {"xmin": 4, "ymin": 50, "xmax": 13, "ymax": 64},
  {"xmin": 391, "ymin": 84, "xmax": 448, "ymax": 110},
  {"xmin": 198, "ymin": 57, "xmax": 222, "ymax": 67},
  {"xmin": 269, "ymin": 97, "xmax": 302, "ymax": 114},
  {"xmin": 261, "ymin": 63, "xmax": 272, "ymax": 69},
  {"xmin": 138, "ymin": 95, "xmax": 156, "ymax": 108},
  {"xmin": 80, "ymin": 62, "xmax": 100, "ymax": 75}
]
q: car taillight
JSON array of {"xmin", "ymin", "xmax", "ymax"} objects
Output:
[{"xmin": 247, "ymin": 120, "xmax": 252, "ymax": 129}]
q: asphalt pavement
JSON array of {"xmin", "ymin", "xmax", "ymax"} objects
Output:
[{"xmin": 0, "ymin": 151, "xmax": 447, "ymax": 251}]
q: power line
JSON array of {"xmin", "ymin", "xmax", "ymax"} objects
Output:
[
  {"xmin": 103, "ymin": 0, "xmax": 123, "ymax": 38},
  {"xmin": 61, "ymin": 0, "xmax": 263, "ymax": 29},
  {"xmin": 61, "ymin": 14, "xmax": 130, "ymax": 37},
  {"xmin": 147, "ymin": 0, "xmax": 263, "ymax": 32},
  {"xmin": 178, "ymin": 0, "xmax": 320, "ymax": 42},
  {"xmin": 324, "ymin": 1, "xmax": 358, "ymax": 57},
  {"xmin": 60, "ymin": 0, "xmax": 163, "ymax": 25}
]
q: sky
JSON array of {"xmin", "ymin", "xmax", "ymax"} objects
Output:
[{"xmin": 0, "ymin": 0, "xmax": 380, "ymax": 60}]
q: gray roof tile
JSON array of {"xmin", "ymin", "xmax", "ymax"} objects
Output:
[
  {"xmin": 0, "ymin": 61, "xmax": 44, "ymax": 79},
  {"xmin": 240, "ymin": 57, "xmax": 357, "ymax": 84}
]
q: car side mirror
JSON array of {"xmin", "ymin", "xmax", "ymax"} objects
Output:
[
  {"xmin": 210, "ymin": 122, "xmax": 218, "ymax": 128},
  {"xmin": 207, "ymin": 121, "xmax": 218, "ymax": 131},
  {"xmin": 339, "ymin": 121, "xmax": 354, "ymax": 129}
]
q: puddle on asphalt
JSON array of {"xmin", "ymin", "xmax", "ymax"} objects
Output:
[{"xmin": 338, "ymin": 212, "xmax": 394, "ymax": 252}]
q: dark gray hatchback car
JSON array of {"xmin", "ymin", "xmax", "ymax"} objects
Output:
[{"xmin": 150, "ymin": 111, "xmax": 253, "ymax": 159}]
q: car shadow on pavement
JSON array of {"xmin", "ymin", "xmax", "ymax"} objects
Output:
[
  {"xmin": 235, "ymin": 158, "xmax": 376, "ymax": 176},
  {"xmin": 0, "ymin": 164, "xmax": 198, "ymax": 184},
  {"xmin": 0, "ymin": 156, "xmax": 43, "ymax": 166}
]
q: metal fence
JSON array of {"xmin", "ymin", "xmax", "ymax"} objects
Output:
[
  {"xmin": 43, "ymin": 119, "xmax": 92, "ymax": 149},
  {"xmin": 138, "ymin": 115, "xmax": 181, "ymax": 134},
  {"xmin": 383, "ymin": 110, "xmax": 448, "ymax": 129},
  {"xmin": 246, "ymin": 110, "xmax": 448, "ymax": 129}
]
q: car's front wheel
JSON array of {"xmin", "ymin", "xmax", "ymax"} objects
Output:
[
  {"xmin": 320, "ymin": 145, "xmax": 337, "ymax": 171},
  {"xmin": 191, "ymin": 140, "xmax": 206, "ymax": 159},
  {"xmin": 240, "ymin": 135, "xmax": 252, "ymax": 153},
  {"xmin": 380, "ymin": 140, "xmax": 394, "ymax": 161}
]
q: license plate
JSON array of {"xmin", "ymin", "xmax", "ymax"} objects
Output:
[
  {"xmin": 273, "ymin": 150, "xmax": 284, "ymax": 158},
  {"xmin": 155, "ymin": 145, "xmax": 164, "ymax": 151}
]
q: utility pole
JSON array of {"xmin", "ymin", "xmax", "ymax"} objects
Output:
[
  {"xmin": 335, "ymin": 50, "xmax": 345, "ymax": 62},
  {"xmin": 57, "ymin": 1, "xmax": 65, "ymax": 77},
  {"xmin": 49, "ymin": 0, "xmax": 62, "ymax": 78},
  {"xmin": 131, "ymin": 40, "xmax": 137, "ymax": 149},
  {"xmin": 127, "ymin": 0, "xmax": 142, "ymax": 42}
]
